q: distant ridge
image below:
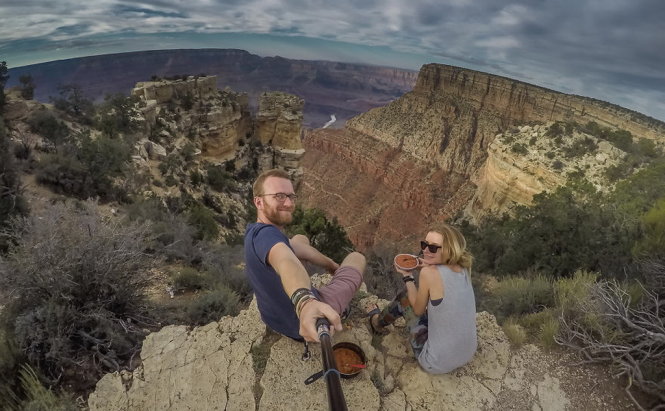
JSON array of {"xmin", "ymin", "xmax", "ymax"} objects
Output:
[{"xmin": 6, "ymin": 49, "xmax": 419, "ymax": 127}]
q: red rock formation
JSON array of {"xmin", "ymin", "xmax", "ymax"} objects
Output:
[{"xmin": 299, "ymin": 64, "xmax": 665, "ymax": 250}]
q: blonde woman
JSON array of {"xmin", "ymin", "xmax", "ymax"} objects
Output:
[{"xmin": 367, "ymin": 223, "xmax": 477, "ymax": 374}]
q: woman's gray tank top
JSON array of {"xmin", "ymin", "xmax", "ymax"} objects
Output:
[{"xmin": 417, "ymin": 265, "xmax": 477, "ymax": 374}]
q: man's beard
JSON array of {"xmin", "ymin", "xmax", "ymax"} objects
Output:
[{"xmin": 264, "ymin": 204, "xmax": 293, "ymax": 226}]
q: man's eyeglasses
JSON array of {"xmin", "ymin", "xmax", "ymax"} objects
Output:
[
  {"xmin": 420, "ymin": 241, "xmax": 442, "ymax": 253},
  {"xmin": 258, "ymin": 193, "xmax": 298, "ymax": 202}
]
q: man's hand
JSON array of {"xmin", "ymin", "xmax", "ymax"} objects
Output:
[
  {"xmin": 299, "ymin": 299, "xmax": 342, "ymax": 342},
  {"xmin": 327, "ymin": 260, "xmax": 340, "ymax": 273}
]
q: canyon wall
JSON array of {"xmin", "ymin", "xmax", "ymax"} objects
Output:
[
  {"xmin": 7, "ymin": 49, "xmax": 418, "ymax": 128},
  {"xmin": 300, "ymin": 64, "xmax": 665, "ymax": 250},
  {"xmin": 414, "ymin": 64, "xmax": 665, "ymax": 142}
]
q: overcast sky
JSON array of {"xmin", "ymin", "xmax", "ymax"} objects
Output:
[{"xmin": 1, "ymin": 0, "xmax": 664, "ymax": 121}]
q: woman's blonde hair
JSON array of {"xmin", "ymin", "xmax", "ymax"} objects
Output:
[{"xmin": 430, "ymin": 223, "xmax": 473, "ymax": 271}]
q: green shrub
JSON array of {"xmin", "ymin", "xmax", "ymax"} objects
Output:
[
  {"xmin": 15, "ymin": 365, "xmax": 77, "ymax": 411},
  {"xmin": 182, "ymin": 142, "xmax": 197, "ymax": 162},
  {"xmin": 552, "ymin": 160, "xmax": 564, "ymax": 170},
  {"xmin": 171, "ymin": 267, "xmax": 212, "ymax": 291},
  {"xmin": 501, "ymin": 134, "xmax": 515, "ymax": 144},
  {"xmin": 165, "ymin": 174, "xmax": 178, "ymax": 187},
  {"xmin": 159, "ymin": 153, "xmax": 182, "ymax": 177},
  {"xmin": 538, "ymin": 314, "xmax": 560, "ymax": 349},
  {"xmin": 604, "ymin": 162, "xmax": 632, "ymax": 182},
  {"xmin": 554, "ymin": 270, "xmax": 598, "ymax": 315},
  {"xmin": 511, "ymin": 143, "xmax": 529, "ymax": 155},
  {"xmin": 563, "ymin": 137, "xmax": 598, "ymax": 158},
  {"xmin": 96, "ymin": 94, "xmax": 140, "ymax": 138},
  {"xmin": 491, "ymin": 274, "xmax": 554, "ymax": 322},
  {"xmin": 465, "ymin": 179, "xmax": 640, "ymax": 279},
  {"xmin": 27, "ymin": 111, "xmax": 70, "ymax": 147},
  {"xmin": 286, "ymin": 207, "xmax": 354, "ymax": 263},
  {"xmin": 35, "ymin": 152, "xmax": 91, "ymax": 196},
  {"xmin": 187, "ymin": 286, "xmax": 240, "ymax": 325},
  {"xmin": 632, "ymin": 197, "xmax": 665, "ymax": 258},
  {"xmin": 36, "ymin": 132, "xmax": 132, "ymax": 201},
  {"xmin": 502, "ymin": 319, "xmax": 527, "ymax": 347},
  {"xmin": 190, "ymin": 170, "xmax": 204, "ymax": 187},
  {"xmin": 206, "ymin": 164, "xmax": 233, "ymax": 192},
  {"xmin": 187, "ymin": 203, "xmax": 219, "ymax": 241},
  {"xmin": 546, "ymin": 122, "xmax": 564, "ymax": 138},
  {"xmin": 50, "ymin": 84, "xmax": 94, "ymax": 124}
]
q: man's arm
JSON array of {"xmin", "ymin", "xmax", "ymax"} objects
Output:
[
  {"xmin": 267, "ymin": 242, "xmax": 342, "ymax": 341},
  {"xmin": 289, "ymin": 239, "xmax": 339, "ymax": 273}
]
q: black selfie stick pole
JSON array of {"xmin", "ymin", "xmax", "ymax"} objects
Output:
[{"xmin": 316, "ymin": 318, "xmax": 348, "ymax": 411}]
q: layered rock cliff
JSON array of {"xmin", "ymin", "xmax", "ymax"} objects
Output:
[
  {"xmin": 300, "ymin": 64, "xmax": 665, "ymax": 249},
  {"xmin": 255, "ymin": 92, "xmax": 306, "ymax": 178},
  {"xmin": 131, "ymin": 76, "xmax": 305, "ymax": 178}
]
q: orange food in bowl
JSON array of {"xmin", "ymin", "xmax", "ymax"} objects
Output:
[
  {"xmin": 394, "ymin": 254, "xmax": 419, "ymax": 270},
  {"xmin": 334, "ymin": 347, "xmax": 363, "ymax": 375}
]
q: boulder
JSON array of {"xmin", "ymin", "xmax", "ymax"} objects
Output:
[{"xmin": 88, "ymin": 278, "xmax": 581, "ymax": 411}]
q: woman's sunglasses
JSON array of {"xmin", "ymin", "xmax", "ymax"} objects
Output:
[{"xmin": 420, "ymin": 241, "xmax": 442, "ymax": 253}]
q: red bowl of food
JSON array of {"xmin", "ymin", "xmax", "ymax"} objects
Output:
[{"xmin": 394, "ymin": 254, "xmax": 420, "ymax": 271}]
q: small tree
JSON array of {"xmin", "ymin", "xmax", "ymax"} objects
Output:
[
  {"xmin": 18, "ymin": 75, "xmax": 35, "ymax": 100},
  {"xmin": 27, "ymin": 111, "xmax": 69, "ymax": 148},
  {"xmin": 51, "ymin": 84, "xmax": 94, "ymax": 124},
  {"xmin": 0, "ymin": 61, "xmax": 8, "ymax": 113},
  {"xmin": 96, "ymin": 94, "xmax": 139, "ymax": 138}
]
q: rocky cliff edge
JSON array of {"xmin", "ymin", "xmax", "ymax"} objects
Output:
[{"xmin": 87, "ymin": 275, "xmax": 630, "ymax": 410}]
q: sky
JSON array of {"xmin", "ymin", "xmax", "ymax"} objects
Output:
[{"xmin": 1, "ymin": 0, "xmax": 664, "ymax": 122}]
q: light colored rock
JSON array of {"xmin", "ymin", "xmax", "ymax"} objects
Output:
[
  {"xmin": 89, "ymin": 277, "xmax": 580, "ymax": 411},
  {"xmin": 144, "ymin": 141, "xmax": 166, "ymax": 160}
]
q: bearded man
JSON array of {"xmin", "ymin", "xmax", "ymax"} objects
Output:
[{"xmin": 244, "ymin": 169, "xmax": 366, "ymax": 342}]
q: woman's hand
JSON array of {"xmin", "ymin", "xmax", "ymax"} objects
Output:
[{"xmin": 394, "ymin": 263, "xmax": 412, "ymax": 277}]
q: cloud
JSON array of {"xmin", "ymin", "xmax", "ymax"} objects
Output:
[{"xmin": 0, "ymin": 0, "xmax": 663, "ymax": 120}]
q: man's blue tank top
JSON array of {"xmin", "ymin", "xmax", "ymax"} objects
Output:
[{"xmin": 244, "ymin": 223, "xmax": 301, "ymax": 339}]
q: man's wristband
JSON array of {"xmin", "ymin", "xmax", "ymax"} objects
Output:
[
  {"xmin": 402, "ymin": 276, "xmax": 415, "ymax": 283},
  {"xmin": 296, "ymin": 294, "xmax": 319, "ymax": 318},
  {"xmin": 291, "ymin": 288, "xmax": 311, "ymax": 305}
]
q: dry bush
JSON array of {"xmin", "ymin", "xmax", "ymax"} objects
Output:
[
  {"xmin": 556, "ymin": 261, "xmax": 665, "ymax": 408},
  {"xmin": 363, "ymin": 244, "xmax": 404, "ymax": 300},
  {"xmin": 0, "ymin": 200, "xmax": 155, "ymax": 391},
  {"xmin": 200, "ymin": 243, "xmax": 252, "ymax": 302}
]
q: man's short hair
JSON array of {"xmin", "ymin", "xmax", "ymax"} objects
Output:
[{"xmin": 253, "ymin": 169, "xmax": 291, "ymax": 197}]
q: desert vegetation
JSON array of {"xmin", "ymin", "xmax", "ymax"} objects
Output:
[{"xmin": 462, "ymin": 157, "xmax": 665, "ymax": 407}]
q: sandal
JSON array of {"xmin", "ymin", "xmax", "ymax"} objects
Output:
[{"xmin": 366, "ymin": 304, "xmax": 389, "ymax": 335}]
